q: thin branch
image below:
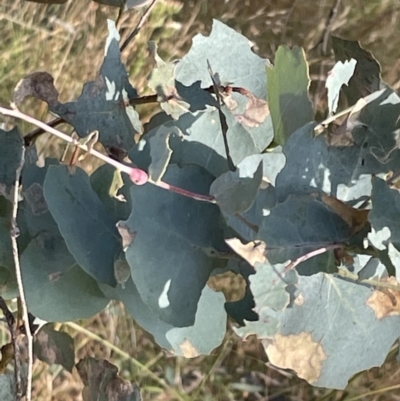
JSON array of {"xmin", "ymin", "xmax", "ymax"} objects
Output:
[
  {"xmin": 130, "ymin": 93, "xmax": 157, "ymax": 105},
  {"xmin": 313, "ymin": 0, "xmax": 342, "ymax": 107},
  {"xmin": 285, "ymin": 244, "xmax": 342, "ymax": 272},
  {"xmin": 23, "ymin": 116, "xmax": 64, "ymax": 146},
  {"xmin": 321, "ymin": 0, "xmax": 342, "ymax": 55},
  {"xmin": 120, "ymin": 0, "xmax": 159, "ymax": 53},
  {"xmin": 314, "ymin": 104, "xmax": 355, "ymax": 132},
  {"xmin": 23, "ymin": 95, "xmax": 158, "ymax": 147},
  {"xmin": 0, "ymin": 106, "xmax": 215, "ymax": 203},
  {"xmin": 280, "ymin": 0, "xmax": 299, "ymax": 43},
  {"xmin": 22, "ymin": 84, "xmax": 247, "ymax": 147},
  {"xmin": 0, "ymin": 297, "xmax": 20, "ymax": 400},
  {"xmin": 1, "ymin": 106, "xmax": 132, "ymax": 171},
  {"xmin": 275, "ymin": 244, "xmax": 343, "ymax": 284},
  {"xmin": 9, "ymin": 144, "xmax": 33, "ymax": 401},
  {"xmin": 156, "ymin": 181, "xmax": 215, "ymax": 203},
  {"xmin": 336, "ymin": 269, "xmax": 400, "ymax": 293}
]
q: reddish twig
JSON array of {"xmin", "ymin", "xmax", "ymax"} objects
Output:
[
  {"xmin": 22, "ymin": 83, "xmax": 247, "ymax": 147},
  {"xmin": 156, "ymin": 181, "xmax": 215, "ymax": 203},
  {"xmin": 23, "ymin": 95, "xmax": 159, "ymax": 146},
  {"xmin": 0, "ymin": 106, "xmax": 215, "ymax": 203},
  {"xmin": 275, "ymin": 244, "xmax": 343, "ymax": 284}
]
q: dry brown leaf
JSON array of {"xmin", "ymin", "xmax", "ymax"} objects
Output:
[
  {"xmin": 225, "ymin": 238, "xmax": 267, "ymax": 266},
  {"xmin": 0, "ymin": 343, "xmax": 14, "ymax": 374},
  {"xmin": 319, "ymin": 193, "xmax": 369, "ymax": 234},
  {"xmin": 326, "ymin": 120, "xmax": 356, "ymax": 146},
  {"xmin": 13, "ymin": 72, "xmax": 59, "ymax": 108},
  {"xmin": 116, "ymin": 222, "xmax": 136, "ymax": 251},
  {"xmin": 366, "ymin": 277, "xmax": 400, "ymax": 319}
]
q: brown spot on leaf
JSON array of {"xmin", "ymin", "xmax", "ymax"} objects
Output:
[
  {"xmin": 294, "ymin": 293, "xmax": 304, "ymax": 306},
  {"xmin": 265, "ymin": 332, "xmax": 327, "ymax": 384},
  {"xmin": 225, "ymin": 238, "xmax": 267, "ymax": 266},
  {"xmin": 116, "ymin": 222, "xmax": 136, "ymax": 251},
  {"xmin": 13, "ymin": 72, "xmax": 59, "ymax": 108},
  {"xmin": 235, "ymin": 93, "xmax": 270, "ymax": 127},
  {"xmin": 366, "ymin": 277, "xmax": 400, "ymax": 319},
  {"xmin": 48, "ymin": 271, "xmax": 63, "ymax": 282},
  {"xmin": 179, "ymin": 339, "xmax": 200, "ymax": 358}
]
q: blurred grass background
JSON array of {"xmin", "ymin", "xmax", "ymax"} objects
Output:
[{"xmin": 2, "ymin": 0, "xmax": 400, "ymax": 400}]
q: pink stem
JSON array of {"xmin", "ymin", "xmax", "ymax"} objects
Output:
[
  {"xmin": 155, "ymin": 180, "xmax": 216, "ymax": 203},
  {"xmin": 0, "ymin": 106, "xmax": 216, "ymax": 203}
]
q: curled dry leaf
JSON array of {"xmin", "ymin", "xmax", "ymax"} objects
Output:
[
  {"xmin": 76, "ymin": 357, "xmax": 141, "ymax": 401},
  {"xmin": 319, "ymin": 193, "xmax": 369, "ymax": 235},
  {"xmin": 0, "ymin": 343, "xmax": 14, "ymax": 374},
  {"xmin": 109, "ymin": 170, "xmax": 126, "ymax": 202},
  {"xmin": 366, "ymin": 277, "xmax": 400, "ymax": 319},
  {"xmin": 13, "ymin": 72, "xmax": 59, "ymax": 108},
  {"xmin": 116, "ymin": 222, "xmax": 136, "ymax": 250},
  {"xmin": 114, "ymin": 258, "xmax": 131, "ymax": 288},
  {"xmin": 225, "ymin": 238, "xmax": 267, "ymax": 266},
  {"xmin": 235, "ymin": 93, "xmax": 270, "ymax": 127},
  {"xmin": 326, "ymin": 97, "xmax": 368, "ymax": 146}
]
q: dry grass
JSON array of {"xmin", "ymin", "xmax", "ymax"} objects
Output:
[{"xmin": 2, "ymin": 0, "xmax": 400, "ymax": 400}]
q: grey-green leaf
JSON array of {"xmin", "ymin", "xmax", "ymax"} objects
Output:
[
  {"xmin": 122, "ymin": 165, "xmax": 228, "ymax": 327},
  {"xmin": 43, "ymin": 165, "xmax": 121, "ymax": 286},
  {"xmin": 211, "ymin": 155, "xmax": 263, "ymax": 214},
  {"xmin": 266, "ymin": 46, "xmax": 313, "ymax": 146},
  {"xmin": 258, "ymin": 194, "xmax": 350, "ymax": 263},
  {"xmin": 21, "ymin": 237, "xmax": 108, "ymax": 321},
  {"xmin": 52, "ymin": 20, "xmax": 139, "ymax": 154},
  {"xmin": 101, "ymin": 280, "xmax": 227, "ymax": 356},
  {"xmin": 176, "ymin": 20, "xmax": 267, "ymax": 99},
  {"xmin": 265, "ymin": 273, "xmax": 400, "ymax": 389}
]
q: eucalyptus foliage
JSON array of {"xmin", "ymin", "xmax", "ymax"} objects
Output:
[{"xmin": 2, "ymin": 16, "xmax": 400, "ymax": 391}]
